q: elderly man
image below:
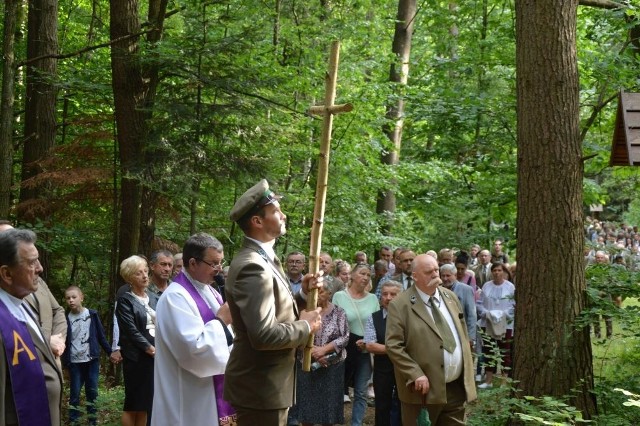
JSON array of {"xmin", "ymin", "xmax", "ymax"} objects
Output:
[
  {"xmin": 0, "ymin": 222, "xmax": 66, "ymax": 367},
  {"xmin": 152, "ymin": 233, "xmax": 234, "ymax": 425},
  {"xmin": 286, "ymin": 251, "xmax": 306, "ymax": 294},
  {"xmin": 473, "ymin": 249, "xmax": 492, "ymax": 288},
  {"xmin": 439, "ymin": 264, "xmax": 477, "ymax": 347},
  {"xmin": 172, "ymin": 253, "xmax": 184, "ymax": 278},
  {"xmin": 147, "ymin": 249, "xmax": 174, "ymax": 296},
  {"xmin": 224, "ymin": 179, "xmax": 321, "ymax": 426},
  {"xmin": 386, "ymin": 254, "xmax": 476, "ymax": 426},
  {"xmin": 0, "ymin": 228, "xmax": 63, "ymax": 426}
]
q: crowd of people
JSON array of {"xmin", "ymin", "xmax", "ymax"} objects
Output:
[{"xmin": 0, "ymin": 180, "xmax": 527, "ymax": 426}]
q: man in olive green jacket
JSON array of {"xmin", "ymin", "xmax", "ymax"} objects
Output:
[{"xmin": 386, "ymin": 254, "xmax": 477, "ymax": 426}]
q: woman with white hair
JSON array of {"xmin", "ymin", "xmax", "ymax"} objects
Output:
[{"xmin": 116, "ymin": 255, "xmax": 159, "ymax": 426}]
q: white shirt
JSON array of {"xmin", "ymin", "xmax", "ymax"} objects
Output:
[
  {"xmin": 0, "ymin": 288, "xmax": 44, "ymax": 342},
  {"xmin": 477, "ymin": 280, "xmax": 516, "ymax": 330},
  {"xmin": 415, "ymin": 287, "xmax": 463, "ymax": 383},
  {"xmin": 151, "ymin": 270, "xmax": 233, "ymax": 426},
  {"xmin": 399, "ymin": 273, "xmax": 412, "ymax": 290}
]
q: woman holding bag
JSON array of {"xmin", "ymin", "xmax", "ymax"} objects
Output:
[{"xmin": 333, "ymin": 263, "xmax": 379, "ymax": 426}]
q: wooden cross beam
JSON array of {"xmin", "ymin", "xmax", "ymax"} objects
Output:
[{"xmin": 303, "ymin": 40, "xmax": 353, "ymax": 371}]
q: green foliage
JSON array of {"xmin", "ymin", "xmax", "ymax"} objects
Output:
[
  {"xmin": 467, "ymin": 384, "xmax": 591, "ymax": 426},
  {"xmin": 4, "ymin": 0, "xmax": 639, "ymax": 327}
]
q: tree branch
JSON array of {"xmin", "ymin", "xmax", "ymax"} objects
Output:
[
  {"xmin": 18, "ymin": 6, "xmax": 185, "ymax": 67},
  {"xmin": 579, "ymin": 0, "xmax": 626, "ymax": 9},
  {"xmin": 18, "ymin": 31, "xmax": 153, "ymax": 67}
]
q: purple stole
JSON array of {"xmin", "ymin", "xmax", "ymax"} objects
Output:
[
  {"xmin": 0, "ymin": 299, "xmax": 51, "ymax": 426},
  {"xmin": 173, "ymin": 272, "xmax": 237, "ymax": 426}
]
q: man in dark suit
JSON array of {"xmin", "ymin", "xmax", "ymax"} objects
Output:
[
  {"xmin": 472, "ymin": 249, "xmax": 492, "ymax": 288},
  {"xmin": 224, "ymin": 179, "xmax": 322, "ymax": 426},
  {"xmin": 365, "ymin": 280, "xmax": 403, "ymax": 426},
  {"xmin": 386, "ymin": 254, "xmax": 476, "ymax": 426},
  {"xmin": 0, "ymin": 228, "xmax": 63, "ymax": 426},
  {"xmin": 391, "ymin": 249, "xmax": 416, "ymax": 290}
]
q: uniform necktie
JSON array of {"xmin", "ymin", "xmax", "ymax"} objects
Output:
[
  {"xmin": 429, "ymin": 297, "xmax": 456, "ymax": 353},
  {"xmin": 274, "ymin": 256, "xmax": 284, "ymax": 273}
]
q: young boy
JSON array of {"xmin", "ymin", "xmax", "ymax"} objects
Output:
[{"xmin": 63, "ymin": 286, "xmax": 112, "ymax": 425}]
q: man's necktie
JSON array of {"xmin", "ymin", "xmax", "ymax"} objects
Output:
[
  {"xmin": 406, "ymin": 276, "xmax": 413, "ymax": 289},
  {"xmin": 274, "ymin": 256, "xmax": 285, "ymax": 276},
  {"xmin": 429, "ymin": 297, "xmax": 456, "ymax": 353}
]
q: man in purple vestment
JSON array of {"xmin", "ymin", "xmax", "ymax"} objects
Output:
[{"xmin": 0, "ymin": 228, "xmax": 63, "ymax": 426}]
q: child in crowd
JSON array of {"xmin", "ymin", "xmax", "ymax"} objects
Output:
[{"xmin": 63, "ymin": 286, "xmax": 112, "ymax": 425}]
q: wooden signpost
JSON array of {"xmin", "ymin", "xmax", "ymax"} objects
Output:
[{"xmin": 303, "ymin": 40, "xmax": 353, "ymax": 371}]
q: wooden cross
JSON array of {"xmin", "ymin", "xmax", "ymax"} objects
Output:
[{"xmin": 303, "ymin": 40, "xmax": 353, "ymax": 371}]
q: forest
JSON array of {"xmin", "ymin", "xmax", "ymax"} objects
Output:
[{"xmin": 3, "ymin": 0, "xmax": 640, "ymax": 422}]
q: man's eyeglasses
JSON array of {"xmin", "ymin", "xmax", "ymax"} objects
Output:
[
  {"xmin": 288, "ymin": 260, "xmax": 304, "ymax": 265},
  {"xmin": 198, "ymin": 258, "xmax": 226, "ymax": 269}
]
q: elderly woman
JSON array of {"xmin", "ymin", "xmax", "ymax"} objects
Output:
[
  {"xmin": 116, "ymin": 255, "xmax": 159, "ymax": 426},
  {"xmin": 292, "ymin": 280, "xmax": 349, "ymax": 426},
  {"xmin": 476, "ymin": 262, "xmax": 515, "ymax": 389},
  {"xmin": 333, "ymin": 263, "xmax": 380, "ymax": 426}
]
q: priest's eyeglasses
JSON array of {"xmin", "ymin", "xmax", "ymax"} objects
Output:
[{"xmin": 198, "ymin": 258, "xmax": 226, "ymax": 270}]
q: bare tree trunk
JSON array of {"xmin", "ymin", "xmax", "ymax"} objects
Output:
[
  {"xmin": 137, "ymin": 0, "xmax": 169, "ymax": 256},
  {"xmin": 0, "ymin": 0, "xmax": 20, "ymax": 217},
  {"xmin": 514, "ymin": 0, "xmax": 596, "ymax": 419},
  {"xmin": 110, "ymin": 0, "xmax": 146, "ymax": 263},
  {"xmin": 377, "ymin": 0, "xmax": 416, "ymax": 234},
  {"xmin": 18, "ymin": 0, "xmax": 58, "ymax": 223},
  {"xmin": 110, "ymin": 0, "xmax": 168, "ymax": 262}
]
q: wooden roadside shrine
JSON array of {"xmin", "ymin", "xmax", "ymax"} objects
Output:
[
  {"xmin": 610, "ymin": 90, "xmax": 640, "ymax": 166},
  {"xmin": 303, "ymin": 40, "xmax": 353, "ymax": 371}
]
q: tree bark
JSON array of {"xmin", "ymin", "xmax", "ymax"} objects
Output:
[
  {"xmin": 377, "ymin": 0, "xmax": 416, "ymax": 234},
  {"xmin": 0, "ymin": 0, "xmax": 20, "ymax": 217},
  {"xmin": 514, "ymin": 0, "xmax": 596, "ymax": 419},
  {"xmin": 110, "ymin": 0, "xmax": 146, "ymax": 263},
  {"xmin": 110, "ymin": 0, "xmax": 168, "ymax": 262},
  {"xmin": 137, "ymin": 0, "xmax": 168, "ymax": 257},
  {"xmin": 18, "ymin": 0, "xmax": 58, "ymax": 223}
]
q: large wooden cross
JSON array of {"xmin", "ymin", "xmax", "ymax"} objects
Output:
[{"xmin": 303, "ymin": 40, "xmax": 353, "ymax": 371}]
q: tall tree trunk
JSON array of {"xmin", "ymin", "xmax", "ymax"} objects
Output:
[
  {"xmin": 19, "ymin": 0, "xmax": 58, "ymax": 223},
  {"xmin": 110, "ymin": 0, "xmax": 168, "ymax": 262},
  {"xmin": 0, "ymin": 0, "xmax": 20, "ymax": 217},
  {"xmin": 137, "ymin": 0, "xmax": 169, "ymax": 256},
  {"xmin": 110, "ymin": 0, "xmax": 146, "ymax": 264},
  {"xmin": 377, "ymin": 0, "xmax": 416, "ymax": 234},
  {"xmin": 514, "ymin": 0, "xmax": 596, "ymax": 419}
]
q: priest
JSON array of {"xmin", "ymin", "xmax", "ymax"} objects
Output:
[
  {"xmin": 0, "ymin": 228, "xmax": 63, "ymax": 426},
  {"xmin": 152, "ymin": 232, "xmax": 234, "ymax": 425}
]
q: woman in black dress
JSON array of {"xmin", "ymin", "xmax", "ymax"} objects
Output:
[{"xmin": 116, "ymin": 255, "xmax": 159, "ymax": 426}]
